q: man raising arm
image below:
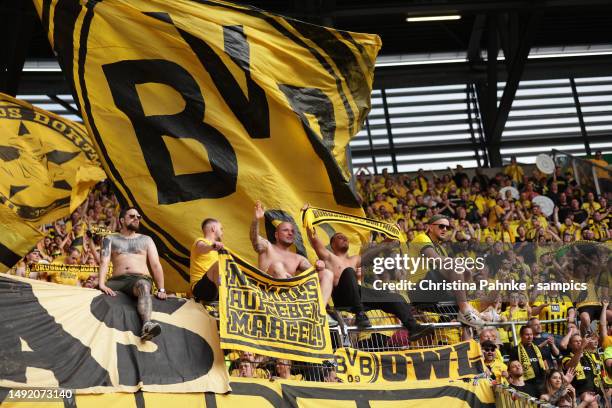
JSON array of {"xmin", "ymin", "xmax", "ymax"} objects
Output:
[
  {"xmin": 305, "ymin": 204, "xmax": 433, "ymax": 340},
  {"xmin": 250, "ymin": 200, "xmax": 333, "ymax": 305}
]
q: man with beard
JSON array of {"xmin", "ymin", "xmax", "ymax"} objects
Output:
[
  {"xmin": 409, "ymin": 215, "xmax": 484, "ymax": 328},
  {"xmin": 507, "ymin": 359, "xmax": 540, "ymax": 398},
  {"xmin": 509, "ymin": 326, "xmax": 547, "ymax": 395},
  {"xmin": 304, "ymin": 205, "xmax": 433, "ymax": 340},
  {"xmin": 190, "ymin": 218, "xmax": 224, "ymax": 302},
  {"xmin": 250, "ymin": 201, "xmax": 333, "ymax": 306},
  {"xmin": 98, "ymin": 207, "xmax": 167, "ymax": 341}
]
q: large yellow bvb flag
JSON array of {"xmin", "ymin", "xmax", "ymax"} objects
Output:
[
  {"xmin": 33, "ymin": 0, "xmax": 381, "ymax": 291},
  {"xmin": 0, "ymin": 93, "xmax": 105, "ymax": 269}
]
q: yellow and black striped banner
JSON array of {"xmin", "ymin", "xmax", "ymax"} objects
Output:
[
  {"xmin": 0, "ymin": 377, "xmax": 496, "ymax": 407},
  {"xmin": 302, "ymin": 206, "xmax": 405, "ymax": 241},
  {"xmin": 0, "ymin": 273, "xmax": 230, "ymax": 394},
  {"xmin": 32, "ymin": 0, "xmax": 380, "ymax": 292},
  {"xmin": 334, "ymin": 341, "xmax": 485, "ymax": 384},
  {"xmin": 218, "ymin": 251, "xmax": 333, "ymax": 363},
  {"xmin": 0, "ymin": 94, "xmax": 105, "ymax": 270}
]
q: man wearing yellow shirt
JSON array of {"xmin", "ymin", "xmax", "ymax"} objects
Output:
[
  {"xmin": 477, "ymin": 217, "xmax": 498, "ymax": 243},
  {"xmin": 408, "ymin": 180, "xmax": 424, "ymax": 197},
  {"xmin": 372, "ymin": 193, "xmax": 395, "ymax": 214},
  {"xmin": 582, "ymin": 192, "xmax": 602, "ymax": 216},
  {"xmin": 482, "ymin": 340, "xmax": 508, "ymax": 384},
  {"xmin": 504, "ymin": 156, "xmax": 524, "ymax": 185},
  {"xmin": 587, "ymin": 212, "xmax": 609, "ymax": 241},
  {"xmin": 555, "ymin": 211, "xmax": 583, "ymax": 241},
  {"xmin": 532, "ymin": 290, "xmax": 575, "ymax": 339},
  {"xmin": 501, "ymin": 292, "xmax": 532, "ymax": 344},
  {"xmin": 190, "ymin": 218, "xmax": 224, "ymax": 301},
  {"xmin": 44, "ymin": 248, "xmax": 96, "ymax": 286}
]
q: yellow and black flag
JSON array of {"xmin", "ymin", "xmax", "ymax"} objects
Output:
[
  {"xmin": 0, "ymin": 94, "xmax": 105, "ymax": 270},
  {"xmin": 32, "ymin": 0, "xmax": 381, "ymax": 291}
]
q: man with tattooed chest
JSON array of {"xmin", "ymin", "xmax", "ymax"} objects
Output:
[{"xmin": 98, "ymin": 207, "xmax": 167, "ymax": 341}]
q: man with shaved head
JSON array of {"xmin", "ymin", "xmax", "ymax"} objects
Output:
[
  {"xmin": 250, "ymin": 201, "xmax": 333, "ymax": 306},
  {"xmin": 190, "ymin": 218, "xmax": 224, "ymax": 302},
  {"xmin": 304, "ymin": 204, "xmax": 432, "ymax": 340}
]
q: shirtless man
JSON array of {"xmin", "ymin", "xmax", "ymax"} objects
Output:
[
  {"xmin": 98, "ymin": 207, "xmax": 167, "ymax": 341},
  {"xmin": 250, "ymin": 201, "xmax": 333, "ymax": 306},
  {"xmin": 305, "ymin": 209, "xmax": 433, "ymax": 340}
]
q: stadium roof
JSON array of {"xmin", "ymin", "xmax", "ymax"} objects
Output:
[{"xmin": 3, "ymin": 0, "xmax": 612, "ymax": 171}]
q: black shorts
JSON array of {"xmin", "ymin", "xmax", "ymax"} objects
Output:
[
  {"xmin": 577, "ymin": 305, "xmax": 600, "ymax": 323},
  {"xmin": 193, "ymin": 276, "xmax": 218, "ymax": 302},
  {"xmin": 106, "ymin": 273, "xmax": 153, "ymax": 296}
]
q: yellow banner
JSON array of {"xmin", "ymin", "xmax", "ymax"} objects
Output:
[
  {"xmin": 219, "ymin": 251, "xmax": 333, "ymax": 363},
  {"xmin": 0, "ymin": 94, "xmax": 105, "ymax": 269},
  {"xmin": 334, "ymin": 341, "xmax": 485, "ymax": 383},
  {"xmin": 0, "ymin": 204, "xmax": 43, "ymax": 270},
  {"xmin": 0, "ymin": 273, "xmax": 229, "ymax": 393},
  {"xmin": 32, "ymin": 0, "xmax": 380, "ymax": 292},
  {"xmin": 302, "ymin": 206, "xmax": 405, "ymax": 241},
  {"xmin": 0, "ymin": 378, "xmax": 496, "ymax": 407}
]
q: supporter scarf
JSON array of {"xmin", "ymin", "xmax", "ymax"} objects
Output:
[
  {"xmin": 302, "ymin": 206, "xmax": 405, "ymax": 242},
  {"xmin": 518, "ymin": 343, "xmax": 545, "ymax": 381},
  {"xmin": 569, "ymin": 351, "xmax": 602, "ymax": 388}
]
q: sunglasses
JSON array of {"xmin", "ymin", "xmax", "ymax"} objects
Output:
[
  {"xmin": 432, "ymin": 223, "xmax": 451, "ymax": 230},
  {"xmin": 483, "ymin": 348, "xmax": 496, "ymax": 352},
  {"xmin": 127, "ymin": 214, "xmax": 142, "ymax": 219}
]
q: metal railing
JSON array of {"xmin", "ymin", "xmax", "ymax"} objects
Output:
[{"xmin": 494, "ymin": 384, "xmax": 556, "ymax": 408}]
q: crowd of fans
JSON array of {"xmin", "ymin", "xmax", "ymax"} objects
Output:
[
  {"xmin": 13, "ymin": 181, "xmax": 119, "ymax": 285},
  {"xmin": 7, "ymin": 154, "xmax": 611, "ymax": 405},
  {"xmin": 355, "ymin": 154, "xmax": 610, "ymax": 406},
  {"xmin": 356, "ymin": 156, "xmax": 610, "ymax": 245}
]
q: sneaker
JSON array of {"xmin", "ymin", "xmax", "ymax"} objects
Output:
[
  {"xmin": 407, "ymin": 324, "xmax": 434, "ymax": 341},
  {"xmin": 457, "ymin": 309, "xmax": 485, "ymax": 328},
  {"xmin": 354, "ymin": 311, "xmax": 372, "ymax": 329},
  {"xmin": 326, "ymin": 314, "xmax": 339, "ymax": 328},
  {"xmin": 141, "ymin": 321, "xmax": 162, "ymax": 341}
]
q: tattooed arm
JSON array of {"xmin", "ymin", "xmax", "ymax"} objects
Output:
[
  {"xmin": 98, "ymin": 236, "xmax": 116, "ymax": 296},
  {"xmin": 146, "ymin": 236, "xmax": 166, "ymax": 300},
  {"xmin": 250, "ymin": 201, "xmax": 270, "ymax": 254},
  {"xmin": 297, "ymin": 256, "xmax": 312, "ymax": 272}
]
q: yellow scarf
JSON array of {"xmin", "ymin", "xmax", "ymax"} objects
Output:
[
  {"xmin": 570, "ymin": 351, "xmax": 602, "ymax": 388},
  {"xmin": 518, "ymin": 343, "xmax": 545, "ymax": 381}
]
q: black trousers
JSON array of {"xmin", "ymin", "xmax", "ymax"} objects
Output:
[{"xmin": 331, "ymin": 268, "xmax": 417, "ymax": 329}]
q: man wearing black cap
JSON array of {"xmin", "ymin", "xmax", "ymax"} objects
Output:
[
  {"xmin": 482, "ymin": 340, "xmax": 508, "ymax": 383},
  {"xmin": 409, "ymin": 214, "xmax": 485, "ymax": 328}
]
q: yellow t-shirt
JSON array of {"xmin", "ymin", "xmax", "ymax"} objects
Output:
[
  {"xmin": 189, "ymin": 238, "xmax": 218, "ymax": 291},
  {"xmin": 479, "ymin": 227, "xmax": 498, "ymax": 243},
  {"xmin": 582, "ymin": 202, "xmax": 601, "ymax": 215},
  {"xmin": 501, "ymin": 307, "xmax": 530, "ymax": 342},
  {"xmin": 603, "ymin": 335, "xmax": 612, "ymax": 349},
  {"xmin": 504, "ymin": 164, "xmax": 524, "ymax": 184},
  {"xmin": 46, "ymin": 265, "xmax": 95, "ymax": 286},
  {"xmin": 486, "ymin": 359, "xmax": 508, "ymax": 384},
  {"xmin": 533, "ymin": 295, "xmax": 573, "ymax": 336}
]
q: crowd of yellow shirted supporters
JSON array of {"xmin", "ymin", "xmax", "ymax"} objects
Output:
[{"xmin": 6, "ymin": 156, "xmax": 612, "ymax": 405}]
